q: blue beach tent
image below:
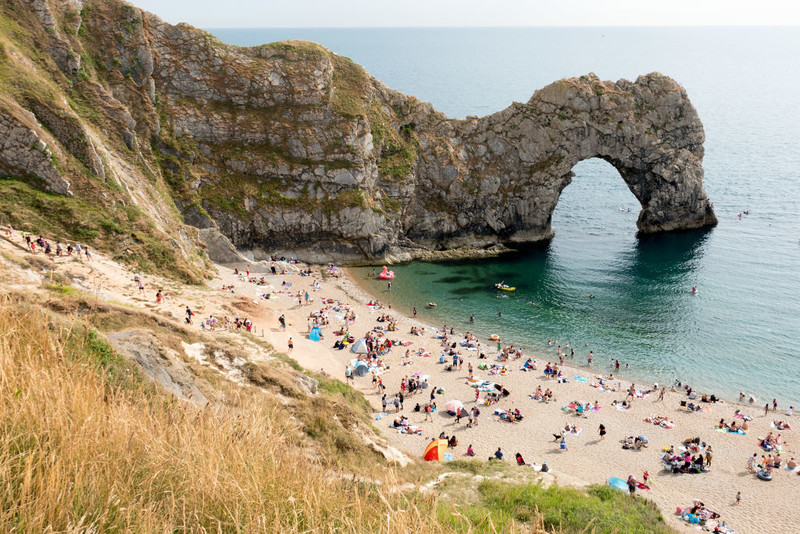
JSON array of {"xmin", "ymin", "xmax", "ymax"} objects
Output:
[
  {"xmin": 353, "ymin": 360, "xmax": 370, "ymax": 377},
  {"xmin": 309, "ymin": 326, "xmax": 322, "ymax": 341}
]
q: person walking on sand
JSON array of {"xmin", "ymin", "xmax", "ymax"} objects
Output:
[
  {"xmin": 735, "ymin": 491, "xmax": 741, "ymax": 505},
  {"xmin": 470, "ymin": 405, "xmax": 479, "ymax": 426},
  {"xmin": 279, "ymin": 314, "xmax": 286, "ymax": 329},
  {"xmin": 288, "ymin": 337, "xmax": 293, "ymax": 351},
  {"xmin": 765, "ymin": 403, "xmax": 770, "ymax": 416},
  {"xmin": 706, "ymin": 445, "xmax": 714, "ymax": 467},
  {"xmin": 345, "ymin": 365, "xmax": 353, "ymax": 384},
  {"xmin": 658, "ymin": 387, "xmax": 666, "ymax": 401},
  {"xmin": 599, "ymin": 424, "xmax": 606, "ymax": 440}
]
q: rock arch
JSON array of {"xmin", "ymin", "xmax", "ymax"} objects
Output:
[{"xmin": 405, "ymin": 72, "xmax": 717, "ymax": 251}]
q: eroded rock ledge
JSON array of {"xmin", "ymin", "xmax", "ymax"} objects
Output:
[{"xmin": 5, "ymin": 0, "xmax": 717, "ymax": 263}]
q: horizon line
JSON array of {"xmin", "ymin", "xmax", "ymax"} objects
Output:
[{"xmin": 205, "ymin": 24, "xmax": 800, "ymax": 30}]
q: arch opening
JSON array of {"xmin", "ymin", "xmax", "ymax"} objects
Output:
[{"xmin": 550, "ymin": 158, "xmax": 641, "ymax": 240}]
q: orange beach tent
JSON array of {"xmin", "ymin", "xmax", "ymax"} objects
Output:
[{"xmin": 423, "ymin": 439, "xmax": 448, "ymax": 461}]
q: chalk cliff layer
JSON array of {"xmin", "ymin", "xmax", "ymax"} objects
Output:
[{"xmin": 0, "ymin": 0, "xmax": 716, "ymax": 264}]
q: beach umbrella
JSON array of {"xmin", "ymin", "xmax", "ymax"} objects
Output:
[
  {"xmin": 353, "ymin": 360, "xmax": 370, "ymax": 377},
  {"xmin": 351, "ymin": 338, "xmax": 368, "ymax": 354},
  {"xmin": 309, "ymin": 326, "xmax": 322, "ymax": 342},
  {"xmin": 607, "ymin": 477, "xmax": 629, "ymax": 493},
  {"xmin": 444, "ymin": 400, "xmax": 464, "ymax": 415},
  {"xmin": 423, "ymin": 439, "xmax": 448, "ymax": 461}
]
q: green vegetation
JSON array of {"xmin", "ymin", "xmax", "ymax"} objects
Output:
[
  {"xmin": 442, "ymin": 480, "xmax": 673, "ymax": 534},
  {"xmin": 330, "ymin": 55, "xmax": 370, "ymax": 118},
  {"xmin": 367, "ymin": 102, "xmax": 418, "ymax": 181}
]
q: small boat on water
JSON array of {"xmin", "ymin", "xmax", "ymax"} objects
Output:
[{"xmin": 494, "ymin": 282, "xmax": 516, "ymax": 292}]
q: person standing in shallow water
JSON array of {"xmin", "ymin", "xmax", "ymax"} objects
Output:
[{"xmin": 587, "ymin": 351, "xmax": 593, "ymax": 366}]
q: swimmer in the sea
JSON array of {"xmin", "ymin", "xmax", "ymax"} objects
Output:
[{"xmin": 581, "ymin": 294, "xmax": 595, "ymax": 298}]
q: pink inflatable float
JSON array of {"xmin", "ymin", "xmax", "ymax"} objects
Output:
[{"xmin": 378, "ymin": 266, "xmax": 395, "ymax": 280}]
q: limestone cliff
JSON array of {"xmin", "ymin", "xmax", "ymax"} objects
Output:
[{"xmin": 0, "ymin": 0, "xmax": 716, "ymax": 265}]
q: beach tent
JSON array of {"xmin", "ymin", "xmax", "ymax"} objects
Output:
[
  {"xmin": 309, "ymin": 326, "xmax": 322, "ymax": 342},
  {"xmin": 607, "ymin": 477, "xmax": 629, "ymax": 493},
  {"xmin": 350, "ymin": 338, "xmax": 369, "ymax": 354},
  {"xmin": 444, "ymin": 400, "xmax": 464, "ymax": 415},
  {"xmin": 353, "ymin": 360, "xmax": 370, "ymax": 377},
  {"xmin": 423, "ymin": 439, "xmax": 448, "ymax": 461}
]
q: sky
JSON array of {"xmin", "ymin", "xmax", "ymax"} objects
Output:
[{"xmin": 132, "ymin": 0, "xmax": 800, "ymax": 28}]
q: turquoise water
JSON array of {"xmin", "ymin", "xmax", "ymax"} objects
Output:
[{"xmin": 210, "ymin": 27, "xmax": 800, "ymax": 404}]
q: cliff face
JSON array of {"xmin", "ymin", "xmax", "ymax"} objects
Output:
[{"xmin": 0, "ymin": 0, "xmax": 716, "ymax": 265}]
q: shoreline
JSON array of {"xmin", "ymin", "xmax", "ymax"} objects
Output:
[{"xmin": 343, "ymin": 267, "xmax": 770, "ymax": 411}]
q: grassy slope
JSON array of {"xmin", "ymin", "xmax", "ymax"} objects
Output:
[
  {"xmin": 0, "ymin": 296, "xmax": 447, "ymax": 532},
  {"xmin": 0, "ymin": 280, "xmax": 674, "ymax": 532}
]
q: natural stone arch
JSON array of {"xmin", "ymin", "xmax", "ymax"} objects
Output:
[
  {"xmin": 407, "ymin": 73, "xmax": 716, "ymax": 255},
  {"xmin": 405, "ymin": 73, "xmax": 717, "ymax": 251}
]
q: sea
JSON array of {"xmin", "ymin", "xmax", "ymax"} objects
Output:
[{"xmin": 209, "ymin": 27, "xmax": 800, "ymax": 405}]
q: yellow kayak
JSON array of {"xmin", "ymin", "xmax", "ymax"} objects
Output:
[{"xmin": 500, "ymin": 286, "xmax": 516, "ymax": 292}]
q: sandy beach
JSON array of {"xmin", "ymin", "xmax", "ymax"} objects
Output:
[
  {"xmin": 4, "ymin": 232, "xmax": 795, "ymax": 534},
  {"xmin": 242, "ymin": 264, "xmax": 799, "ymax": 534}
]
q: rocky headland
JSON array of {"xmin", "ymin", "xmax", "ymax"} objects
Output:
[{"xmin": 0, "ymin": 0, "xmax": 715, "ymax": 267}]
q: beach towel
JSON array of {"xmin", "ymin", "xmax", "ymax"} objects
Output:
[
  {"xmin": 715, "ymin": 427, "xmax": 747, "ymax": 435},
  {"xmin": 616, "ymin": 404, "xmax": 630, "ymax": 412},
  {"xmin": 573, "ymin": 376, "xmax": 589, "ymax": 382},
  {"xmin": 771, "ymin": 421, "xmax": 793, "ymax": 430}
]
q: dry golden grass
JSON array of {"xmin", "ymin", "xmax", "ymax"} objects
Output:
[{"xmin": 0, "ymin": 296, "xmax": 467, "ymax": 532}]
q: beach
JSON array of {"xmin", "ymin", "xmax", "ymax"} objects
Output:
[{"xmin": 246, "ymin": 264, "xmax": 799, "ymax": 534}]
